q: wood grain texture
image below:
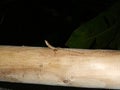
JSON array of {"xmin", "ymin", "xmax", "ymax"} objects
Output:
[{"xmin": 0, "ymin": 46, "xmax": 120, "ymax": 89}]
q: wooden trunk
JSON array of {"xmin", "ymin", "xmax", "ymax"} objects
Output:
[{"xmin": 0, "ymin": 46, "xmax": 120, "ymax": 89}]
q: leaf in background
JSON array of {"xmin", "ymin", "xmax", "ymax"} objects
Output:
[
  {"xmin": 66, "ymin": 1, "xmax": 120, "ymax": 49},
  {"xmin": 109, "ymin": 24, "xmax": 120, "ymax": 50}
]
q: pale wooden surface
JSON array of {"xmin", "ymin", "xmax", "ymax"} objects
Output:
[{"xmin": 0, "ymin": 46, "xmax": 120, "ymax": 89}]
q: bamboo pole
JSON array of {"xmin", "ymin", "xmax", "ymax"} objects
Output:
[{"xmin": 0, "ymin": 45, "xmax": 120, "ymax": 89}]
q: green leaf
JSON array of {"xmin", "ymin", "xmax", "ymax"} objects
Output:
[{"xmin": 66, "ymin": 1, "xmax": 120, "ymax": 49}]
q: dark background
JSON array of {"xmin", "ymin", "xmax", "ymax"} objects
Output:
[{"xmin": 0, "ymin": 0, "xmax": 118, "ymax": 90}]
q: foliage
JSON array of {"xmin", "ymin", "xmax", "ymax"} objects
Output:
[{"xmin": 66, "ymin": 1, "xmax": 120, "ymax": 49}]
